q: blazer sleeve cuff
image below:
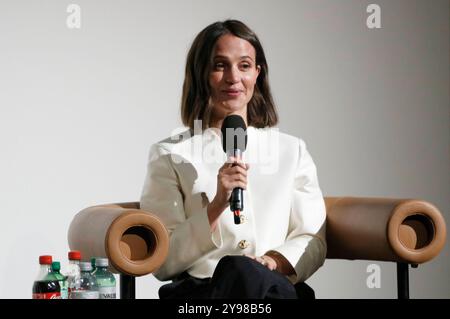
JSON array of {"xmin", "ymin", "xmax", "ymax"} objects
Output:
[{"xmin": 191, "ymin": 205, "xmax": 223, "ymax": 251}]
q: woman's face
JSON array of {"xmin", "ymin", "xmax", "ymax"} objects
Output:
[{"xmin": 209, "ymin": 34, "xmax": 260, "ymax": 125}]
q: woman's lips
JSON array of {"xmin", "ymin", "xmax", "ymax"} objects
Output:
[{"xmin": 222, "ymin": 90, "xmax": 242, "ymax": 97}]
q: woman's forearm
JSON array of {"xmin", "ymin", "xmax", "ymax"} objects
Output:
[{"xmin": 207, "ymin": 200, "xmax": 227, "ymax": 232}]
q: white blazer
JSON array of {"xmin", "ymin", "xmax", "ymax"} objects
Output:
[{"xmin": 140, "ymin": 126, "xmax": 327, "ymax": 284}]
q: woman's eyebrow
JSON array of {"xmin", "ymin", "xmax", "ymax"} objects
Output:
[{"xmin": 213, "ymin": 55, "xmax": 255, "ymax": 61}]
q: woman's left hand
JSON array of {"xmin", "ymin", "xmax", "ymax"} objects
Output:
[{"xmin": 244, "ymin": 254, "xmax": 277, "ymax": 271}]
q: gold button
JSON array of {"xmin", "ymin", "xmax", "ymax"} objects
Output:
[{"xmin": 238, "ymin": 240, "xmax": 250, "ymax": 249}]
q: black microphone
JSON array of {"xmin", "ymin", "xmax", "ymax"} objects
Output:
[{"xmin": 221, "ymin": 115, "xmax": 248, "ymax": 225}]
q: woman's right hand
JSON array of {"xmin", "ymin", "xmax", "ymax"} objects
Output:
[{"xmin": 207, "ymin": 156, "xmax": 250, "ymax": 229}]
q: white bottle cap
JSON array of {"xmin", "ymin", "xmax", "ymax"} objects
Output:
[{"xmin": 95, "ymin": 258, "xmax": 109, "ymax": 267}]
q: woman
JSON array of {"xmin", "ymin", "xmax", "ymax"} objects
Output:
[{"xmin": 140, "ymin": 20, "xmax": 326, "ymax": 299}]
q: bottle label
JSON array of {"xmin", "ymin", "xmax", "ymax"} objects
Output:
[
  {"xmin": 98, "ymin": 286, "xmax": 116, "ymax": 299},
  {"xmin": 32, "ymin": 292, "xmax": 61, "ymax": 299},
  {"xmin": 69, "ymin": 290, "xmax": 100, "ymax": 299}
]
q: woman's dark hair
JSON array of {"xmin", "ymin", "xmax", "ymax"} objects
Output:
[{"xmin": 181, "ymin": 19, "xmax": 278, "ymax": 130}]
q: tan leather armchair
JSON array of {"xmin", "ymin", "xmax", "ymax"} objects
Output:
[{"xmin": 68, "ymin": 196, "xmax": 446, "ymax": 299}]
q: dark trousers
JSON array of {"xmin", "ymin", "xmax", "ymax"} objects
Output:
[{"xmin": 159, "ymin": 255, "xmax": 315, "ymax": 299}]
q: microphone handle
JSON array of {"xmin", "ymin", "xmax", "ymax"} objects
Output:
[
  {"xmin": 227, "ymin": 150, "xmax": 244, "ymax": 224},
  {"xmin": 230, "ymin": 187, "xmax": 243, "ymax": 224}
]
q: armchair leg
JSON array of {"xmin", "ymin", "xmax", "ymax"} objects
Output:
[
  {"xmin": 120, "ymin": 274, "xmax": 136, "ymax": 299},
  {"xmin": 396, "ymin": 262, "xmax": 409, "ymax": 299}
]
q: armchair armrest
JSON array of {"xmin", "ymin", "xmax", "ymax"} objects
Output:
[
  {"xmin": 68, "ymin": 202, "xmax": 169, "ymax": 276},
  {"xmin": 324, "ymin": 197, "xmax": 446, "ymax": 264}
]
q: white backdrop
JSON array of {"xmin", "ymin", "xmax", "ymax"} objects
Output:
[{"xmin": 0, "ymin": 0, "xmax": 448, "ymax": 298}]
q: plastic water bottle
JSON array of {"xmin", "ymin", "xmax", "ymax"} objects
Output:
[
  {"xmin": 93, "ymin": 258, "xmax": 116, "ymax": 299},
  {"xmin": 51, "ymin": 261, "xmax": 68, "ymax": 299},
  {"xmin": 70, "ymin": 262, "xmax": 99, "ymax": 299},
  {"xmin": 65, "ymin": 251, "xmax": 81, "ymax": 297}
]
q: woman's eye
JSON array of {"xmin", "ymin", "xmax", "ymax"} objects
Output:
[{"xmin": 213, "ymin": 62, "xmax": 251, "ymax": 70}]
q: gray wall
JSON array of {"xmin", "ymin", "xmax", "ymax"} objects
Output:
[{"xmin": 0, "ymin": 0, "xmax": 448, "ymax": 298}]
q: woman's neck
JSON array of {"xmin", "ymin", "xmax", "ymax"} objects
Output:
[{"xmin": 209, "ymin": 110, "xmax": 248, "ymax": 129}]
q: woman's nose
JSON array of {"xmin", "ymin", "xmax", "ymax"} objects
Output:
[{"xmin": 225, "ymin": 66, "xmax": 240, "ymax": 84}]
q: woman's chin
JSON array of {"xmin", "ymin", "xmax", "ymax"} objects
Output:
[{"xmin": 218, "ymin": 101, "xmax": 246, "ymax": 113}]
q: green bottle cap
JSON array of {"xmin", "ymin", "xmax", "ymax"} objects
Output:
[{"xmin": 51, "ymin": 261, "xmax": 61, "ymax": 271}]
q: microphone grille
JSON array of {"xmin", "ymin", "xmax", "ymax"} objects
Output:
[{"xmin": 221, "ymin": 115, "xmax": 247, "ymax": 153}]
